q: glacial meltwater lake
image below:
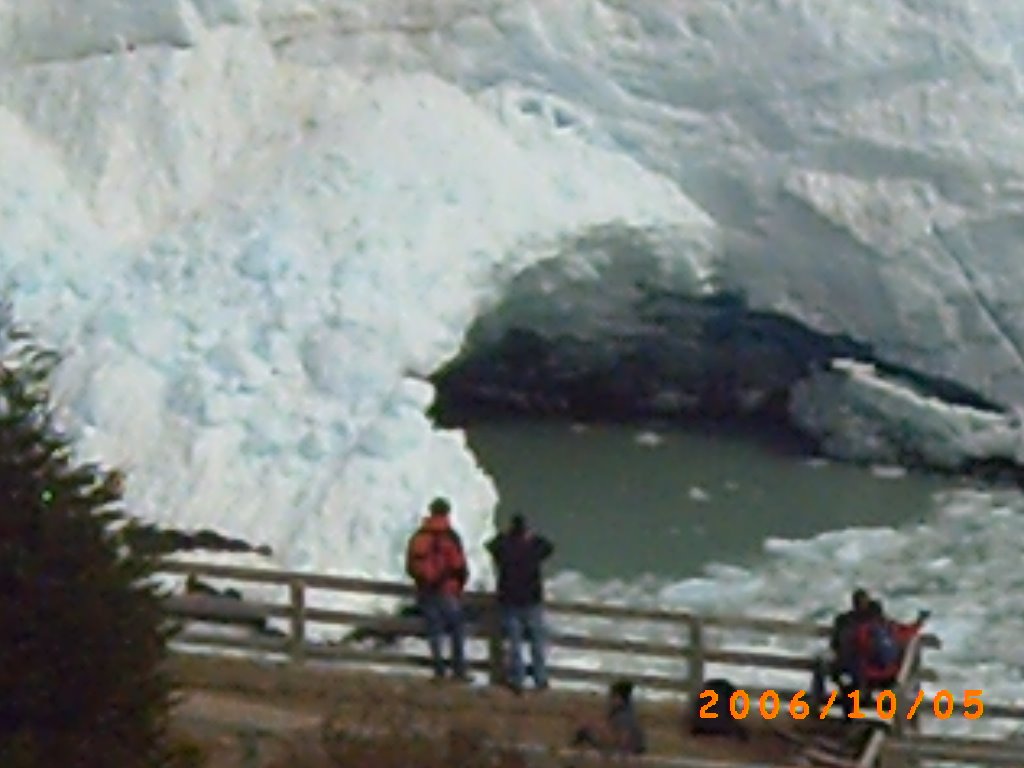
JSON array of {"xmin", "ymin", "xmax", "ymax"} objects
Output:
[
  {"xmin": 465, "ymin": 420, "xmax": 967, "ymax": 582},
  {"xmin": 467, "ymin": 420, "xmax": 1024, "ymax": 726}
]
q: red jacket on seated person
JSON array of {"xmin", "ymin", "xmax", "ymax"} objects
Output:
[{"xmin": 854, "ymin": 600, "xmax": 928, "ymax": 687}]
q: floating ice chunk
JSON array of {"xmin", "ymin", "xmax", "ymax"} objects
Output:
[
  {"xmin": 870, "ymin": 464, "xmax": 907, "ymax": 479},
  {"xmin": 634, "ymin": 430, "xmax": 663, "ymax": 447},
  {"xmin": 688, "ymin": 486, "xmax": 710, "ymax": 502}
]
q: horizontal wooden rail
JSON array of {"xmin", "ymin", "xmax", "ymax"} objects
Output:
[
  {"xmin": 700, "ymin": 613, "xmax": 833, "ymax": 638},
  {"xmin": 891, "ymin": 698, "xmax": 1024, "ymax": 720},
  {"xmin": 165, "ymin": 597, "xmax": 940, "ymax": 683},
  {"xmin": 175, "ymin": 631, "xmax": 290, "ymax": 654},
  {"xmin": 164, "ymin": 594, "xmax": 286, "ymax": 621},
  {"xmin": 891, "ymin": 734, "xmax": 1024, "ymax": 752},
  {"xmin": 883, "ymin": 735, "xmax": 1024, "ymax": 765},
  {"xmin": 158, "ymin": 562, "xmax": 947, "ymax": 639},
  {"xmin": 701, "ymin": 614, "xmax": 941, "ymax": 649},
  {"xmin": 160, "ymin": 559, "xmax": 899, "ymax": 640}
]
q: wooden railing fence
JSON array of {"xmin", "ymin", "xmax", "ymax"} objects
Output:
[{"xmin": 158, "ymin": 560, "xmax": 1024, "ymax": 767}]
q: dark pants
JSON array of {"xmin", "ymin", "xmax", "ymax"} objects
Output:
[
  {"xmin": 419, "ymin": 592, "xmax": 466, "ymax": 678},
  {"xmin": 811, "ymin": 652, "xmax": 861, "ymax": 715}
]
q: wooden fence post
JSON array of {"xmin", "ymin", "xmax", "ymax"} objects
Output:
[
  {"xmin": 893, "ymin": 640, "xmax": 923, "ymax": 740},
  {"xmin": 858, "ymin": 728, "xmax": 888, "ymax": 768},
  {"xmin": 687, "ymin": 616, "xmax": 705, "ymax": 701},
  {"xmin": 893, "ymin": 684, "xmax": 907, "ymax": 739},
  {"xmin": 486, "ymin": 600, "xmax": 505, "ymax": 686},
  {"xmin": 289, "ymin": 578, "xmax": 305, "ymax": 664},
  {"xmin": 875, "ymin": 737, "xmax": 890, "ymax": 768},
  {"xmin": 906, "ymin": 643, "xmax": 923, "ymax": 736}
]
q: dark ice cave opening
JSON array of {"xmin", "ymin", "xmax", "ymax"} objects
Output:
[{"xmin": 430, "ymin": 286, "xmax": 1003, "ymax": 466}]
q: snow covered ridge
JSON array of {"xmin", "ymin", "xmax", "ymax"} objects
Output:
[{"xmin": 5, "ymin": 0, "xmax": 1024, "ymax": 587}]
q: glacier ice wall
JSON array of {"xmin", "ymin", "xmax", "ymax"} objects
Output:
[
  {"xmin": 0, "ymin": 1, "xmax": 714, "ymax": 588},
  {"xmin": 6, "ymin": 0, "xmax": 1024, "ymax": 588},
  {"xmin": 268, "ymin": 0, "xmax": 1024, "ymax": 404}
]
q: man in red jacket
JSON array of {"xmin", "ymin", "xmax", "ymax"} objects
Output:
[{"xmin": 405, "ymin": 497, "xmax": 471, "ymax": 681}]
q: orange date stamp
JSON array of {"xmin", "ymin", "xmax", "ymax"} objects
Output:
[{"xmin": 698, "ymin": 688, "xmax": 985, "ymax": 721}]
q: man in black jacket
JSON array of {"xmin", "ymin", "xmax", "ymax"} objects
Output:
[{"xmin": 486, "ymin": 514, "xmax": 554, "ymax": 692}]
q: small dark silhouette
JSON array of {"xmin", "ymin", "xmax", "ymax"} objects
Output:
[
  {"xmin": 177, "ymin": 574, "xmax": 284, "ymax": 638},
  {"xmin": 571, "ymin": 679, "xmax": 647, "ymax": 755},
  {"xmin": 689, "ymin": 678, "xmax": 749, "ymax": 741},
  {"xmin": 126, "ymin": 522, "xmax": 273, "ymax": 558}
]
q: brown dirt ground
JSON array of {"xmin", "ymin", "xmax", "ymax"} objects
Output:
[{"xmin": 168, "ymin": 655, "xmax": 874, "ymax": 768}]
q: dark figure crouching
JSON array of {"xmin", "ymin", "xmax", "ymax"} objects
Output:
[{"xmin": 571, "ymin": 680, "xmax": 646, "ymax": 755}]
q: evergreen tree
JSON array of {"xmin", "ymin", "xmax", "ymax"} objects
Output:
[{"xmin": 0, "ymin": 311, "xmax": 176, "ymax": 767}]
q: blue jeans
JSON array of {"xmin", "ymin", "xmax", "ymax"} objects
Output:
[
  {"xmin": 501, "ymin": 603, "xmax": 548, "ymax": 689},
  {"xmin": 419, "ymin": 593, "xmax": 466, "ymax": 677}
]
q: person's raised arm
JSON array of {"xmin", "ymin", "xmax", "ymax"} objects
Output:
[{"xmin": 536, "ymin": 534, "xmax": 554, "ymax": 560}]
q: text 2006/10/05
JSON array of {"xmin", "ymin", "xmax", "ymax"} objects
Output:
[{"xmin": 698, "ymin": 688, "xmax": 985, "ymax": 721}]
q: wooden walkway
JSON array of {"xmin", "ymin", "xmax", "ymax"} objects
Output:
[{"xmin": 159, "ymin": 559, "xmax": 1024, "ymax": 767}]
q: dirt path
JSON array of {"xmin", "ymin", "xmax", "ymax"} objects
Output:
[
  {"xmin": 168, "ymin": 655, "xmax": 858, "ymax": 767},
  {"xmin": 177, "ymin": 690, "xmax": 323, "ymax": 733}
]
